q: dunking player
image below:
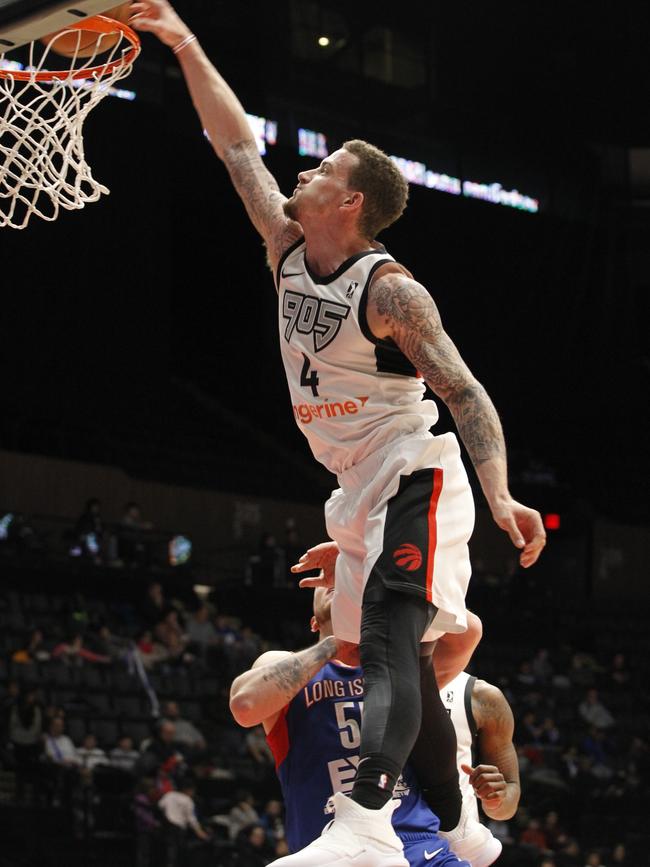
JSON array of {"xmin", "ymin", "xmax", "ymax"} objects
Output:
[
  {"xmin": 131, "ymin": 3, "xmax": 546, "ymax": 865},
  {"xmin": 230, "ymin": 585, "xmax": 481, "ymax": 867}
]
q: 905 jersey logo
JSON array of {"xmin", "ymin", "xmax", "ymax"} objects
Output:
[{"xmin": 283, "ymin": 290, "xmax": 350, "ymax": 352}]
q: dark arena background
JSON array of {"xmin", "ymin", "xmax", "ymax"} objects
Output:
[{"xmin": 1, "ymin": 0, "xmax": 649, "ymax": 865}]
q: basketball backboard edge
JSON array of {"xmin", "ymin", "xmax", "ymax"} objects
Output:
[{"xmin": 0, "ymin": 0, "xmax": 120, "ymax": 49}]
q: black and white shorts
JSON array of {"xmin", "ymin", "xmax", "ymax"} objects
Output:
[{"xmin": 326, "ymin": 431, "xmax": 475, "ymax": 643}]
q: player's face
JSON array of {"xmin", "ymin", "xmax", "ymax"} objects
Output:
[
  {"xmin": 284, "ymin": 148, "xmax": 359, "ymax": 223},
  {"xmin": 312, "ymin": 586, "xmax": 335, "ymax": 628}
]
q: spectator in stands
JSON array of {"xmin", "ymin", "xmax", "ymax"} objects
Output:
[
  {"xmin": 136, "ymin": 629, "xmax": 167, "ymax": 669},
  {"xmin": 142, "ymin": 582, "xmax": 166, "ymax": 626},
  {"xmin": 8, "ymin": 687, "xmax": 43, "ymax": 800},
  {"xmin": 569, "ymin": 652, "xmax": 598, "ymax": 688},
  {"xmin": 72, "ymin": 497, "xmax": 106, "ymax": 564},
  {"xmin": 52, "ymin": 633, "xmax": 111, "ymax": 666},
  {"xmin": 531, "ymin": 647, "xmax": 554, "ymax": 683},
  {"xmin": 557, "ymin": 838, "xmax": 582, "ymax": 867},
  {"xmin": 238, "ymin": 625, "xmax": 262, "ymax": 669},
  {"xmin": 186, "ymin": 604, "xmax": 219, "ymax": 655},
  {"xmin": 520, "ymin": 710, "xmax": 543, "ymax": 745},
  {"xmin": 252, "ymin": 531, "xmax": 284, "ymax": 588},
  {"xmin": 110, "ymin": 735, "xmax": 140, "ymax": 772},
  {"xmin": 610, "ymin": 843, "xmax": 627, "ymax": 865},
  {"xmin": 258, "ymin": 798, "xmax": 285, "ymax": 844},
  {"xmin": 543, "ymin": 811, "xmax": 565, "ymax": 849},
  {"xmin": 161, "ymin": 702, "xmax": 206, "ymax": 753},
  {"xmin": 1, "ymin": 680, "xmax": 19, "ymax": 746},
  {"xmin": 44, "ymin": 716, "xmax": 80, "ymax": 806},
  {"xmin": 539, "ymin": 715, "xmax": 562, "ymax": 747},
  {"xmin": 44, "ymin": 716, "xmax": 80, "ymax": 767},
  {"xmin": 584, "ymin": 852, "xmax": 607, "ymax": 867},
  {"xmin": 154, "ymin": 610, "xmax": 189, "ymax": 662},
  {"xmin": 235, "ymin": 823, "xmax": 273, "ymax": 867},
  {"xmin": 137, "ymin": 720, "xmax": 184, "ymax": 792},
  {"xmin": 582, "ymin": 726, "xmax": 613, "ymax": 778},
  {"xmin": 119, "ymin": 501, "xmax": 153, "ymax": 568},
  {"xmin": 92, "ymin": 624, "xmax": 129, "ymax": 662},
  {"xmin": 159, "ymin": 778, "xmax": 210, "ymax": 867},
  {"xmin": 228, "ymin": 789, "xmax": 259, "ymax": 839},
  {"xmin": 608, "ymin": 653, "xmax": 630, "ymax": 689},
  {"xmin": 134, "ymin": 778, "xmax": 162, "ymax": 867},
  {"xmin": 519, "ymin": 818, "xmax": 549, "ymax": 852},
  {"xmin": 516, "ymin": 660, "xmax": 537, "ymax": 687},
  {"xmin": 12, "ymin": 628, "xmax": 50, "ymax": 664},
  {"xmin": 65, "ymin": 592, "xmax": 91, "ymax": 635},
  {"xmin": 579, "ymin": 688, "xmax": 615, "ymax": 730},
  {"xmin": 77, "ymin": 732, "xmax": 108, "ymax": 773},
  {"xmin": 245, "ymin": 724, "xmax": 273, "ymax": 767}
]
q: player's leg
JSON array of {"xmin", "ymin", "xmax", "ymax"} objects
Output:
[
  {"xmin": 350, "ymin": 573, "xmax": 434, "ymax": 809},
  {"xmin": 350, "ymin": 462, "xmax": 463, "ymax": 814},
  {"xmin": 408, "ymin": 649, "xmax": 462, "ymax": 830},
  {"xmin": 402, "ymin": 836, "xmax": 472, "ymax": 867}
]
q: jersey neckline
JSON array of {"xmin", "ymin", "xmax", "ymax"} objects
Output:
[{"xmin": 304, "ymin": 244, "xmax": 386, "ymax": 285}]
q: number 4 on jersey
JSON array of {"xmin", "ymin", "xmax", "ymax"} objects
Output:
[{"xmin": 301, "ymin": 353, "xmax": 319, "ymax": 397}]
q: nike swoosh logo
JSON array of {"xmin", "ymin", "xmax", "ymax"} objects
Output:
[
  {"xmin": 281, "ymin": 268, "xmax": 304, "ymax": 278},
  {"xmin": 424, "ymin": 848, "xmax": 444, "ymax": 860}
]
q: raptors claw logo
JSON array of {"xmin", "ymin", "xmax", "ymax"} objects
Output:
[{"xmin": 392, "ymin": 543, "xmax": 423, "ymax": 571}]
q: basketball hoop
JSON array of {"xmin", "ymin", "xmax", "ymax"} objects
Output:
[{"xmin": 0, "ymin": 15, "xmax": 141, "ymax": 229}]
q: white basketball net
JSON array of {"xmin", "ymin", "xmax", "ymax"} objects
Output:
[{"xmin": 0, "ymin": 26, "xmax": 139, "ymax": 229}]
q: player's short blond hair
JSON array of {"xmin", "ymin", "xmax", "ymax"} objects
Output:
[{"xmin": 343, "ymin": 139, "xmax": 409, "ymax": 240}]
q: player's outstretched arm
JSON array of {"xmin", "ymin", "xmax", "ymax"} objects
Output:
[
  {"xmin": 130, "ymin": 0, "xmax": 301, "ymax": 268},
  {"xmin": 462, "ymin": 680, "xmax": 521, "ymax": 820},
  {"xmin": 366, "ymin": 272, "xmax": 546, "ymax": 567},
  {"xmin": 229, "ymin": 641, "xmax": 338, "ymax": 731}
]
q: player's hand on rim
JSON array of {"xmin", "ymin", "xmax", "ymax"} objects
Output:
[
  {"xmin": 129, "ymin": 0, "xmax": 191, "ymax": 48},
  {"xmin": 490, "ymin": 498, "xmax": 546, "ymax": 568}
]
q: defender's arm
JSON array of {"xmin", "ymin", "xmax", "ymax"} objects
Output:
[
  {"xmin": 464, "ymin": 680, "xmax": 521, "ymax": 820},
  {"xmin": 229, "ymin": 641, "xmax": 338, "ymax": 732},
  {"xmin": 367, "ymin": 272, "xmax": 546, "ymax": 567},
  {"xmin": 130, "ymin": 0, "xmax": 301, "ymax": 269}
]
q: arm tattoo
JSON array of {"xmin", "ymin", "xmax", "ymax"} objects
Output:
[
  {"xmin": 260, "ymin": 637, "xmax": 336, "ymax": 699},
  {"xmin": 222, "ymin": 140, "xmax": 296, "ymax": 261},
  {"xmin": 371, "ymin": 274, "xmax": 506, "ymax": 468}
]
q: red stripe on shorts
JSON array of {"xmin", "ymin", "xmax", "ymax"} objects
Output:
[{"xmin": 425, "ymin": 468, "xmax": 444, "ymax": 603}]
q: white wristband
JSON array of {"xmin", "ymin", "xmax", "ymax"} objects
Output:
[{"xmin": 172, "ymin": 33, "xmax": 197, "ymax": 55}]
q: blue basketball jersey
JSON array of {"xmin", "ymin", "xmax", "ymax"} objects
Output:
[{"xmin": 266, "ymin": 660, "xmax": 440, "ymax": 853}]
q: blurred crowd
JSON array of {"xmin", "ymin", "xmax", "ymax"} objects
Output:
[{"xmin": 1, "ymin": 561, "xmax": 648, "ymax": 867}]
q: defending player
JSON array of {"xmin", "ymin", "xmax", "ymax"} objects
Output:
[
  {"xmin": 230, "ymin": 586, "xmax": 481, "ymax": 867},
  {"xmin": 441, "ymin": 671, "xmax": 520, "ymax": 865},
  {"xmin": 295, "ymin": 545, "xmax": 519, "ymax": 866},
  {"xmin": 131, "ymin": 4, "xmax": 546, "ymax": 865}
]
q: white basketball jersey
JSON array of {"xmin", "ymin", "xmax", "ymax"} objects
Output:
[
  {"xmin": 441, "ymin": 671, "xmax": 479, "ymax": 822},
  {"xmin": 276, "ymin": 238, "xmax": 439, "ymax": 475}
]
